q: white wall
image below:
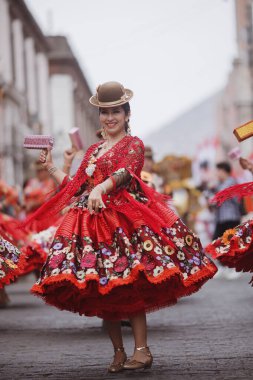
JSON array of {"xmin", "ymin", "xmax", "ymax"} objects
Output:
[
  {"xmin": 12, "ymin": 19, "xmax": 25, "ymax": 92},
  {"xmin": 37, "ymin": 52, "xmax": 50, "ymax": 133},
  {"xmin": 50, "ymin": 74, "xmax": 75, "ymax": 165},
  {"xmin": 0, "ymin": 0, "xmax": 13, "ymax": 84}
]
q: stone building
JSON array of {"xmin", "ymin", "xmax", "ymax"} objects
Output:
[
  {"xmin": 46, "ymin": 36, "xmax": 98, "ymax": 165},
  {"xmin": 217, "ymin": 0, "xmax": 253, "ymax": 159},
  {"xmin": 0, "ymin": 0, "xmax": 97, "ymax": 185},
  {"xmin": 0, "ymin": 0, "xmax": 50, "ymax": 185}
]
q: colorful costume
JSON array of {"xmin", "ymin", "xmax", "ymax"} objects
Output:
[
  {"xmin": 206, "ymin": 219, "xmax": 253, "ymax": 278},
  {"xmin": 0, "ymin": 236, "xmax": 26, "ymax": 288},
  {"xmin": 206, "ymin": 181, "xmax": 253, "ymax": 282},
  {"xmin": 24, "ymin": 177, "xmax": 57, "ymax": 232},
  {"xmin": 21, "ymin": 226, "xmax": 58, "ymax": 275},
  {"xmin": 28, "ymin": 136, "xmax": 217, "ymax": 320}
]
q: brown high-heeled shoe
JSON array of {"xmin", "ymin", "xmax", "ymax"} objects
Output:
[
  {"xmin": 123, "ymin": 346, "xmax": 153, "ymax": 370},
  {"xmin": 108, "ymin": 347, "xmax": 127, "ymax": 373}
]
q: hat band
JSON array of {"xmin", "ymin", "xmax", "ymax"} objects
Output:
[{"xmin": 96, "ymin": 93, "xmax": 129, "ymax": 106}]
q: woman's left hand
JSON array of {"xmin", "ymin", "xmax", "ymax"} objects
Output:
[{"xmin": 87, "ymin": 186, "xmax": 106, "ymax": 214}]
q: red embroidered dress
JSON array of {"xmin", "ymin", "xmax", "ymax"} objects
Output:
[
  {"xmin": 0, "ymin": 236, "xmax": 26, "ymax": 288},
  {"xmin": 206, "ymin": 219, "xmax": 253, "ymax": 281},
  {"xmin": 31, "ymin": 136, "xmax": 217, "ymax": 320},
  {"xmin": 206, "ymin": 180, "xmax": 253, "ymax": 283}
]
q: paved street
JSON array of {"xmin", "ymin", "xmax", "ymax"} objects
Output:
[{"xmin": 0, "ymin": 274, "xmax": 253, "ymax": 380}]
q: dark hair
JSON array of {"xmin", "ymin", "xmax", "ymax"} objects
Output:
[
  {"xmin": 99, "ymin": 102, "xmax": 131, "ymax": 133},
  {"xmin": 216, "ymin": 161, "xmax": 231, "ymax": 174}
]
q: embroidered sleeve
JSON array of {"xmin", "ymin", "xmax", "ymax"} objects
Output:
[{"xmin": 110, "ymin": 137, "xmax": 144, "ymax": 189}]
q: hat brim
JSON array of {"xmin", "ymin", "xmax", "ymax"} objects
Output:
[{"xmin": 89, "ymin": 89, "xmax": 133, "ymax": 107}]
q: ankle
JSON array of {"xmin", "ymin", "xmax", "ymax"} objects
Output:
[
  {"xmin": 114, "ymin": 346, "xmax": 125, "ymax": 353},
  {"xmin": 135, "ymin": 346, "xmax": 149, "ymax": 352}
]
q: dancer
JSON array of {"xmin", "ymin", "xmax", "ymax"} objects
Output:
[
  {"xmin": 23, "ymin": 160, "xmax": 56, "ymax": 232},
  {"xmin": 24, "ymin": 81, "xmax": 217, "ymax": 373},
  {"xmin": 0, "ymin": 236, "xmax": 25, "ymax": 288},
  {"xmin": 21, "ymin": 147, "xmax": 78, "ymax": 276},
  {"xmin": 0, "ymin": 180, "xmax": 26, "ymax": 245},
  {"xmin": 0, "ymin": 235, "xmax": 26, "ymax": 306},
  {"xmin": 206, "ymin": 157, "xmax": 253, "ymax": 281}
]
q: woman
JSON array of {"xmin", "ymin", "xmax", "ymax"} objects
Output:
[
  {"xmin": 26, "ymin": 82, "xmax": 217, "ymax": 373},
  {"xmin": 21, "ymin": 147, "xmax": 78, "ymax": 277},
  {"xmin": 0, "ymin": 236, "xmax": 25, "ymax": 287},
  {"xmin": 0, "ymin": 235, "xmax": 26, "ymax": 306}
]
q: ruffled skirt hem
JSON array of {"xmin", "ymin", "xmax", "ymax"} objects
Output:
[
  {"xmin": 206, "ymin": 219, "xmax": 253, "ymax": 274},
  {"xmin": 0, "ymin": 252, "xmax": 27, "ymax": 288},
  {"xmin": 31, "ymin": 262, "xmax": 217, "ymax": 320}
]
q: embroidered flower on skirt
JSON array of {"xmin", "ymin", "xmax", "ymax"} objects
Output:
[{"xmin": 37, "ymin": 219, "xmax": 214, "ymax": 292}]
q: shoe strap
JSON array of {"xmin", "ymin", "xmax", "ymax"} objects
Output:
[
  {"xmin": 136, "ymin": 346, "xmax": 149, "ymax": 351},
  {"xmin": 135, "ymin": 346, "xmax": 151, "ymax": 357},
  {"xmin": 114, "ymin": 346, "xmax": 125, "ymax": 352}
]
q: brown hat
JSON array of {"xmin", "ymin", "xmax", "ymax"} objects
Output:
[{"xmin": 89, "ymin": 81, "xmax": 133, "ymax": 107}]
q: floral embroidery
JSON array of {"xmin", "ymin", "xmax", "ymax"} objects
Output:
[
  {"xmin": 85, "ymin": 146, "xmax": 100, "ymax": 177},
  {"xmin": 190, "ymin": 266, "xmax": 199, "ymax": 275},
  {"xmin": 221, "ymin": 229, "xmax": 237, "ymax": 245},
  {"xmin": 206, "ymin": 218, "xmax": 253, "ymax": 273},
  {"xmin": 0, "ymin": 237, "xmax": 24, "ymax": 284},
  {"xmin": 76, "ymin": 270, "xmax": 85, "ymax": 279},
  {"xmin": 0, "ymin": 270, "xmax": 5, "ymax": 278},
  {"xmin": 185, "ymin": 235, "xmax": 193, "ymax": 246},
  {"xmin": 143, "ymin": 240, "xmax": 153, "ymax": 251},
  {"xmin": 153, "ymin": 266, "xmax": 164, "ymax": 277},
  {"xmin": 53, "ymin": 242, "xmax": 63, "ymax": 250},
  {"xmin": 177, "ymin": 251, "xmax": 185, "ymax": 261},
  {"xmin": 67, "ymin": 252, "xmax": 74, "ymax": 260},
  {"xmin": 81, "ymin": 253, "xmax": 96, "ymax": 268},
  {"xmin": 114, "ymin": 256, "xmax": 128, "ymax": 272},
  {"xmin": 154, "ymin": 246, "xmax": 163, "ymax": 255},
  {"xmin": 35, "ymin": 218, "xmax": 213, "ymax": 295},
  {"xmin": 49, "ymin": 253, "xmax": 65, "ymax": 269},
  {"xmin": 164, "ymin": 245, "xmax": 175, "ymax": 255}
]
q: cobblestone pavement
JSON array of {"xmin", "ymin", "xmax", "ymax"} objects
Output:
[{"xmin": 0, "ymin": 274, "xmax": 253, "ymax": 380}]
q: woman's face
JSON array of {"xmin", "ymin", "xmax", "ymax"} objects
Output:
[{"xmin": 99, "ymin": 106, "xmax": 129, "ymax": 137}]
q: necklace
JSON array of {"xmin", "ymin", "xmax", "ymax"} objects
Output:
[
  {"xmin": 102, "ymin": 134, "xmax": 126, "ymax": 152},
  {"xmin": 101, "ymin": 141, "xmax": 113, "ymax": 152},
  {"xmin": 85, "ymin": 135, "xmax": 127, "ymax": 177}
]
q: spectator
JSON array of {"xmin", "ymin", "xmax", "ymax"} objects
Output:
[{"xmin": 212, "ymin": 161, "xmax": 242, "ymax": 240}]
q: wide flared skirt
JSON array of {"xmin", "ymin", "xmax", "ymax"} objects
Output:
[
  {"xmin": 206, "ymin": 218, "xmax": 253, "ymax": 278},
  {"xmin": 0, "ymin": 236, "xmax": 26, "ymax": 288},
  {"xmin": 32, "ymin": 202, "xmax": 217, "ymax": 320}
]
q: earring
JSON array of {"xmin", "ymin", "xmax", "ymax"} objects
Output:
[
  {"xmin": 101, "ymin": 127, "xmax": 107, "ymax": 140},
  {"xmin": 127, "ymin": 122, "xmax": 131, "ymax": 136}
]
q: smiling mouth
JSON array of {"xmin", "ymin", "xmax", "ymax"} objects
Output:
[{"xmin": 106, "ymin": 123, "xmax": 117, "ymax": 127}]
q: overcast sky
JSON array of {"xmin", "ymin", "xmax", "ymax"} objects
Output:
[{"xmin": 26, "ymin": 0, "xmax": 237, "ymax": 138}]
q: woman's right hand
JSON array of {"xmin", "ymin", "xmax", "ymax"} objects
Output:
[{"xmin": 39, "ymin": 149, "xmax": 54, "ymax": 169}]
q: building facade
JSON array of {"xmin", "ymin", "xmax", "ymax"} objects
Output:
[
  {"xmin": 47, "ymin": 36, "xmax": 98, "ymax": 166},
  {"xmin": 0, "ymin": 0, "xmax": 51, "ymax": 186},
  {"xmin": 217, "ymin": 0, "xmax": 253, "ymax": 159},
  {"xmin": 0, "ymin": 0, "xmax": 97, "ymax": 186}
]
